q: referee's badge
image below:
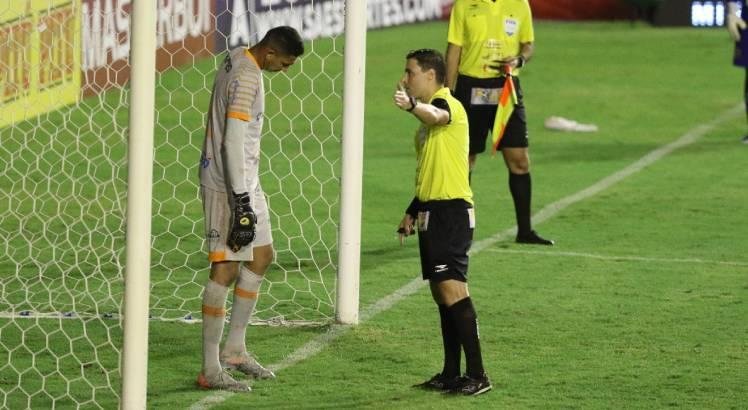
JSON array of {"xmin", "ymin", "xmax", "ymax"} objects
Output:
[{"xmin": 504, "ymin": 18, "xmax": 518, "ymax": 36}]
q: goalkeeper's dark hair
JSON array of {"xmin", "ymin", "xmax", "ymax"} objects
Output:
[
  {"xmin": 406, "ymin": 49, "xmax": 446, "ymax": 85},
  {"xmin": 258, "ymin": 26, "xmax": 305, "ymax": 57}
]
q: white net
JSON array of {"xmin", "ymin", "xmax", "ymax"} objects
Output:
[{"xmin": 0, "ymin": 0, "xmax": 343, "ymax": 407}]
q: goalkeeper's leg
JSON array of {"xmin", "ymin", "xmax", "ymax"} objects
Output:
[
  {"xmin": 222, "ymin": 189, "xmax": 275, "ymax": 379},
  {"xmin": 221, "ymin": 246, "xmax": 275, "ymax": 379},
  {"xmin": 198, "ymin": 262, "xmax": 249, "ymax": 392}
]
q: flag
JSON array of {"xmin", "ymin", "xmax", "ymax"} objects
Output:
[{"xmin": 491, "ymin": 66, "xmax": 518, "ymax": 154}]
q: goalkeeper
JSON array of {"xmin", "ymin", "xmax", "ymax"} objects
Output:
[
  {"xmin": 197, "ymin": 26, "xmax": 304, "ymax": 392},
  {"xmin": 727, "ymin": 0, "xmax": 748, "ymax": 144}
]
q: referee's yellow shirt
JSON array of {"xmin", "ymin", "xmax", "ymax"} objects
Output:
[
  {"xmin": 447, "ymin": 0, "xmax": 534, "ymax": 78},
  {"xmin": 414, "ymin": 87, "xmax": 473, "ymax": 205}
]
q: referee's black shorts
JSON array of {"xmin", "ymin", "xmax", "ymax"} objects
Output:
[
  {"xmin": 416, "ymin": 199, "xmax": 474, "ymax": 283},
  {"xmin": 454, "ymin": 74, "xmax": 529, "ymax": 155}
]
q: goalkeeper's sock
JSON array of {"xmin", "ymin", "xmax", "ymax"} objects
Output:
[
  {"xmin": 223, "ymin": 267, "xmax": 263, "ymax": 354},
  {"xmin": 438, "ymin": 304, "xmax": 461, "ymax": 378},
  {"xmin": 509, "ymin": 172, "xmax": 532, "ymax": 236},
  {"xmin": 202, "ymin": 280, "xmax": 229, "ymax": 376},
  {"xmin": 448, "ymin": 297, "xmax": 485, "ymax": 378}
]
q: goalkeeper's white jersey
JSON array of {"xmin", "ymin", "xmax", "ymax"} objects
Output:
[{"xmin": 200, "ymin": 47, "xmax": 265, "ymax": 193}]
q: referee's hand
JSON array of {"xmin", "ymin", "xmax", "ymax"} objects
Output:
[
  {"xmin": 488, "ymin": 58, "xmax": 518, "ymax": 74},
  {"xmin": 397, "ymin": 214, "xmax": 415, "ymax": 246},
  {"xmin": 394, "ymin": 82, "xmax": 413, "ymax": 111}
]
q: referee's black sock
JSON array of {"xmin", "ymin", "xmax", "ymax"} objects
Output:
[
  {"xmin": 438, "ymin": 304, "xmax": 461, "ymax": 378},
  {"xmin": 448, "ymin": 297, "xmax": 485, "ymax": 378},
  {"xmin": 509, "ymin": 172, "xmax": 532, "ymax": 236}
]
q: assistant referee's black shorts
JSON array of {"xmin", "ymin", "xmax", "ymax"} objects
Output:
[
  {"xmin": 454, "ymin": 74, "xmax": 529, "ymax": 155},
  {"xmin": 416, "ymin": 199, "xmax": 474, "ymax": 283}
]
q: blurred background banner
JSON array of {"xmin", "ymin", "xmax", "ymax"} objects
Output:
[
  {"xmin": 215, "ymin": 0, "xmax": 452, "ymax": 50},
  {"xmin": 0, "ymin": 0, "xmax": 81, "ymax": 128},
  {"xmin": 527, "ymin": 0, "xmax": 733, "ymax": 27}
]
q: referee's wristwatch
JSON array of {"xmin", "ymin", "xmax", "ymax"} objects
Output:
[{"xmin": 406, "ymin": 96, "xmax": 417, "ymax": 112}]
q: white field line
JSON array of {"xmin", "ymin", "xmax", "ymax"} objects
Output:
[
  {"xmin": 482, "ymin": 248, "xmax": 748, "ymax": 267},
  {"xmin": 188, "ymin": 104, "xmax": 742, "ymax": 409}
]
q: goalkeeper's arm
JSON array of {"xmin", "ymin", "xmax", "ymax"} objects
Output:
[{"xmin": 223, "ymin": 117, "xmax": 259, "ymax": 251}]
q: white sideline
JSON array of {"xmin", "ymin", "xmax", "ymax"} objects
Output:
[
  {"xmin": 188, "ymin": 105, "xmax": 742, "ymax": 409},
  {"xmin": 483, "ymin": 248, "xmax": 748, "ymax": 267}
]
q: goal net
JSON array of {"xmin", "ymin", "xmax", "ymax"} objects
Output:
[
  {"xmin": 0, "ymin": 0, "xmax": 343, "ymax": 407},
  {"xmin": 0, "ymin": 0, "xmax": 447, "ymax": 406}
]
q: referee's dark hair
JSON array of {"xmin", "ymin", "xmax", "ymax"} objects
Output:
[
  {"xmin": 259, "ymin": 26, "xmax": 305, "ymax": 57},
  {"xmin": 406, "ymin": 49, "xmax": 446, "ymax": 85}
]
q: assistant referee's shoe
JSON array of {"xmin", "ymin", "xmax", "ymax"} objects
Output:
[
  {"xmin": 449, "ymin": 374, "xmax": 492, "ymax": 396},
  {"xmin": 516, "ymin": 230, "xmax": 554, "ymax": 246}
]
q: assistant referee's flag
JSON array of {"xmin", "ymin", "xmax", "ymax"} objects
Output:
[{"xmin": 491, "ymin": 66, "xmax": 518, "ymax": 154}]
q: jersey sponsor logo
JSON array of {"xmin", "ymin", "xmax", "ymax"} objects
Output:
[
  {"xmin": 228, "ymin": 80, "xmax": 240, "ymax": 105},
  {"xmin": 208, "ymin": 229, "xmax": 220, "ymax": 241}
]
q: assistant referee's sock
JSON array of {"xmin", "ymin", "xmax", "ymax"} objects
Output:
[
  {"xmin": 509, "ymin": 172, "xmax": 532, "ymax": 236},
  {"xmin": 448, "ymin": 297, "xmax": 485, "ymax": 378}
]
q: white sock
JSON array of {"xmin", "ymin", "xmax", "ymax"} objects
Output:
[
  {"xmin": 202, "ymin": 280, "xmax": 229, "ymax": 376},
  {"xmin": 223, "ymin": 267, "xmax": 263, "ymax": 356}
]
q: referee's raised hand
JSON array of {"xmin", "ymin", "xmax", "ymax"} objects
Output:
[{"xmin": 394, "ymin": 82, "xmax": 416, "ymax": 111}]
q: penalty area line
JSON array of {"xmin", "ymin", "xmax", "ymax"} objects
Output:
[{"xmin": 188, "ymin": 104, "xmax": 743, "ymax": 410}]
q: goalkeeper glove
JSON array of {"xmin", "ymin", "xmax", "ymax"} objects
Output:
[
  {"xmin": 728, "ymin": 2, "xmax": 746, "ymax": 42},
  {"xmin": 227, "ymin": 192, "xmax": 257, "ymax": 252}
]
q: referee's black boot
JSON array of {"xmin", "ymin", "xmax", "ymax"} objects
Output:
[{"xmin": 516, "ymin": 230, "xmax": 554, "ymax": 246}]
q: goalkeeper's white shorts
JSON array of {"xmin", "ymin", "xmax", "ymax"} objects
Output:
[{"xmin": 201, "ymin": 186, "xmax": 273, "ymax": 262}]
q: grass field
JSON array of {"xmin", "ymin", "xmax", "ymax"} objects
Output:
[{"xmin": 2, "ymin": 19, "xmax": 748, "ymax": 409}]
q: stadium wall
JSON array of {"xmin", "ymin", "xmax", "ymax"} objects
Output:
[{"xmin": 529, "ymin": 0, "xmax": 630, "ymax": 20}]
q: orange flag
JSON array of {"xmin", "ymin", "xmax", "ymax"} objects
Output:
[{"xmin": 491, "ymin": 66, "xmax": 518, "ymax": 155}]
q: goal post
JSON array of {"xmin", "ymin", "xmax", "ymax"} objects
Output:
[
  {"xmin": 336, "ymin": 0, "xmax": 367, "ymax": 325},
  {"xmin": 121, "ymin": 1, "xmax": 156, "ymax": 408}
]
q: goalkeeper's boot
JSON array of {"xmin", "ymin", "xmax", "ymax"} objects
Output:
[
  {"xmin": 412, "ymin": 373, "xmax": 461, "ymax": 391},
  {"xmin": 196, "ymin": 370, "xmax": 250, "ymax": 393},
  {"xmin": 516, "ymin": 230, "xmax": 554, "ymax": 246},
  {"xmin": 449, "ymin": 373, "xmax": 492, "ymax": 396},
  {"xmin": 221, "ymin": 352, "xmax": 276, "ymax": 379}
]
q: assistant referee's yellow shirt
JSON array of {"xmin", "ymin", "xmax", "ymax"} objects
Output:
[
  {"xmin": 414, "ymin": 87, "xmax": 473, "ymax": 205},
  {"xmin": 447, "ymin": 0, "xmax": 534, "ymax": 78}
]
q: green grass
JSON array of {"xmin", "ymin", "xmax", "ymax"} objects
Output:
[{"xmin": 2, "ymin": 20, "xmax": 748, "ymax": 408}]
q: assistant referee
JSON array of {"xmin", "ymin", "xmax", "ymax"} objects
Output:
[{"xmin": 446, "ymin": 0, "xmax": 553, "ymax": 245}]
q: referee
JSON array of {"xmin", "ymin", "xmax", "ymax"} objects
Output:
[
  {"xmin": 446, "ymin": 0, "xmax": 553, "ymax": 245},
  {"xmin": 394, "ymin": 49, "xmax": 491, "ymax": 396}
]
